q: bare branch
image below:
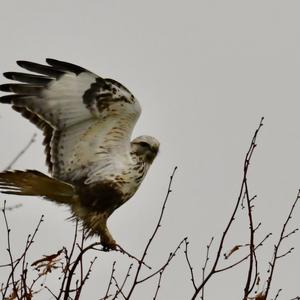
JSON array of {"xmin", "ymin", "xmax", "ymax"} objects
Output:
[
  {"xmin": 190, "ymin": 117, "xmax": 264, "ymax": 300},
  {"xmin": 101, "ymin": 261, "xmax": 116, "ymax": 300},
  {"xmin": 201, "ymin": 237, "xmax": 214, "ymax": 300},
  {"xmin": 274, "ymin": 288, "xmax": 282, "ymax": 300},
  {"xmin": 184, "ymin": 238, "xmax": 197, "ymax": 291},
  {"xmin": 125, "ymin": 166, "xmax": 178, "ymax": 299},
  {"xmin": 63, "ymin": 241, "xmax": 101, "ymax": 300},
  {"xmin": 153, "ymin": 271, "xmax": 163, "ymax": 300},
  {"xmin": 243, "ymin": 171, "xmax": 256, "ymax": 299},
  {"xmin": 75, "ymin": 256, "xmax": 97, "ymax": 300},
  {"xmin": 4, "ymin": 133, "xmax": 37, "ymax": 171},
  {"xmin": 112, "ymin": 263, "xmax": 133, "ymax": 300},
  {"xmin": 276, "ymin": 247, "xmax": 294, "ymax": 259},
  {"xmin": 112, "ymin": 276, "xmax": 127, "ymax": 300},
  {"xmin": 264, "ymin": 189, "xmax": 300, "ymax": 298},
  {"xmin": 1, "ymin": 201, "xmax": 44, "ymax": 299},
  {"xmin": 282, "ymin": 228, "xmax": 299, "ymax": 240},
  {"xmin": 116, "ymin": 245, "xmax": 151, "ymax": 269},
  {"xmin": 216, "ymin": 233, "xmax": 271, "ymax": 273},
  {"xmin": 137, "ymin": 237, "xmax": 186, "ymax": 284}
]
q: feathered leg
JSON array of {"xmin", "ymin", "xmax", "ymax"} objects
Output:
[{"xmin": 72, "ymin": 206, "xmax": 117, "ymax": 250}]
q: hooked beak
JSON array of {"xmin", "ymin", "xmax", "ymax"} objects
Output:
[
  {"xmin": 145, "ymin": 145, "xmax": 159, "ymax": 163},
  {"xmin": 151, "ymin": 145, "xmax": 159, "ymax": 155}
]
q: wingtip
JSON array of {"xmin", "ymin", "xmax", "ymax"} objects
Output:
[
  {"xmin": 0, "ymin": 84, "xmax": 11, "ymax": 92},
  {"xmin": 45, "ymin": 58, "xmax": 87, "ymax": 75},
  {"xmin": 46, "ymin": 58, "xmax": 66, "ymax": 66},
  {"xmin": 15, "ymin": 60, "xmax": 64, "ymax": 77},
  {"xmin": 0, "ymin": 95, "xmax": 14, "ymax": 104},
  {"xmin": 3, "ymin": 72, "xmax": 14, "ymax": 80},
  {"xmin": 45, "ymin": 58, "xmax": 56, "ymax": 64},
  {"xmin": 16, "ymin": 60, "xmax": 28, "ymax": 68}
]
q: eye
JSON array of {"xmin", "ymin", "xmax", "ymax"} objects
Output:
[{"xmin": 139, "ymin": 142, "xmax": 150, "ymax": 148}]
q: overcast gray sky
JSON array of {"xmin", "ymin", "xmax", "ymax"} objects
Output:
[{"xmin": 1, "ymin": 1, "xmax": 300, "ymax": 299}]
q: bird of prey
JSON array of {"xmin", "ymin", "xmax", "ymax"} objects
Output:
[{"xmin": 0, "ymin": 58, "xmax": 159, "ymax": 249}]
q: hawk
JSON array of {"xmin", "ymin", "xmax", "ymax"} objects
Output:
[{"xmin": 0, "ymin": 59, "xmax": 159, "ymax": 249}]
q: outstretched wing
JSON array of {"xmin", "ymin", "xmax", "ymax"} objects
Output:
[{"xmin": 0, "ymin": 59, "xmax": 141, "ymax": 183}]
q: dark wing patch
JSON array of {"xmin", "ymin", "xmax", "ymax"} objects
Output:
[{"xmin": 83, "ymin": 77, "xmax": 135, "ymax": 115}]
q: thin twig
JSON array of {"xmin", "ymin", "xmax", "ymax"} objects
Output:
[
  {"xmin": 75, "ymin": 257, "xmax": 97, "ymax": 300},
  {"xmin": 45, "ymin": 285, "xmax": 58, "ymax": 299},
  {"xmin": 57, "ymin": 220, "xmax": 80, "ymax": 299},
  {"xmin": 264, "ymin": 189, "xmax": 300, "ymax": 298},
  {"xmin": 102, "ymin": 261, "xmax": 116, "ymax": 300},
  {"xmin": 216, "ymin": 233, "xmax": 272, "ymax": 273},
  {"xmin": 243, "ymin": 174, "xmax": 255, "ymax": 299},
  {"xmin": 119, "ymin": 264, "xmax": 133, "ymax": 292},
  {"xmin": 63, "ymin": 242, "xmax": 101, "ymax": 300},
  {"xmin": 112, "ymin": 264, "xmax": 133, "ymax": 300},
  {"xmin": 184, "ymin": 238, "xmax": 197, "ymax": 291},
  {"xmin": 190, "ymin": 117, "xmax": 264, "ymax": 300},
  {"xmin": 116, "ymin": 245, "xmax": 151, "ymax": 269},
  {"xmin": 201, "ymin": 237, "xmax": 214, "ymax": 300},
  {"xmin": 74, "ymin": 228, "xmax": 86, "ymax": 300},
  {"xmin": 125, "ymin": 166, "xmax": 178, "ymax": 299},
  {"xmin": 274, "ymin": 288, "xmax": 282, "ymax": 300},
  {"xmin": 112, "ymin": 276, "xmax": 127, "ymax": 300},
  {"xmin": 2, "ymin": 201, "xmax": 19, "ymax": 299},
  {"xmin": 136, "ymin": 238, "xmax": 186, "ymax": 284},
  {"xmin": 2, "ymin": 203, "xmax": 43, "ymax": 299},
  {"xmin": 153, "ymin": 271, "xmax": 163, "ymax": 300},
  {"xmin": 5, "ymin": 133, "xmax": 37, "ymax": 170}
]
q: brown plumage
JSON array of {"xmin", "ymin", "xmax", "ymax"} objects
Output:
[{"xmin": 0, "ymin": 170, "xmax": 74, "ymax": 204}]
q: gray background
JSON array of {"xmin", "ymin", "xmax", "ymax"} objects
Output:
[{"xmin": 0, "ymin": 1, "xmax": 300, "ymax": 299}]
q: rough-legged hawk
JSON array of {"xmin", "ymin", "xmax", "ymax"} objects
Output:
[{"xmin": 0, "ymin": 58, "xmax": 159, "ymax": 249}]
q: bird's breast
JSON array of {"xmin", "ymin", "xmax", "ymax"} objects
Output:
[{"xmin": 76, "ymin": 181, "xmax": 125, "ymax": 214}]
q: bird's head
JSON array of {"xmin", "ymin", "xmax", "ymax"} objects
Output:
[{"xmin": 131, "ymin": 136, "xmax": 160, "ymax": 164}]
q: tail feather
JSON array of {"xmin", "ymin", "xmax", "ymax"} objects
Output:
[{"xmin": 0, "ymin": 170, "xmax": 75, "ymax": 204}]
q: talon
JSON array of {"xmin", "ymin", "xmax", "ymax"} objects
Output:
[
  {"xmin": 101, "ymin": 233, "xmax": 117, "ymax": 251},
  {"xmin": 101, "ymin": 240, "xmax": 117, "ymax": 251}
]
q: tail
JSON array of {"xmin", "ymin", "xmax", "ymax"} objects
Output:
[{"xmin": 0, "ymin": 170, "xmax": 75, "ymax": 204}]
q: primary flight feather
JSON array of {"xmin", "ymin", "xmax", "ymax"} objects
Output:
[{"xmin": 0, "ymin": 58, "xmax": 159, "ymax": 249}]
